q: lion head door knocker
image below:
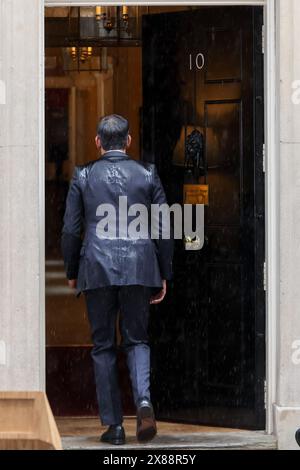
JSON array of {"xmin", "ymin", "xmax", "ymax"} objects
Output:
[{"xmin": 183, "ymin": 128, "xmax": 209, "ymax": 251}]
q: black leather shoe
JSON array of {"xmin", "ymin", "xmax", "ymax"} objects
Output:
[
  {"xmin": 100, "ymin": 425, "xmax": 125, "ymax": 445},
  {"xmin": 136, "ymin": 397, "xmax": 157, "ymax": 442},
  {"xmin": 296, "ymin": 428, "xmax": 300, "ymax": 447}
]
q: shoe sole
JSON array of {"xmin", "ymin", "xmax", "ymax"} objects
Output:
[
  {"xmin": 295, "ymin": 429, "xmax": 300, "ymax": 447},
  {"xmin": 100, "ymin": 438, "xmax": 125, "ymax": 446},
  {"xmin": 136, "ymin": 405, "xmax": 157, "ymax": 443}
]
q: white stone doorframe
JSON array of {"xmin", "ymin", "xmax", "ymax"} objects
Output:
[{"xmin": 42, "ymin": 0, "xmax": 278, "ymax": 437}]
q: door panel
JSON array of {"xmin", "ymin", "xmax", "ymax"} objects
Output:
[{"xmin": 142, "ymin": 6, "xmax": 265, "ymax": 429}]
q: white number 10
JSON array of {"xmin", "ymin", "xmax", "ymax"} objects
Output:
[{"xmin": 189, "ymin": 53, "xmax": 205, "ymax": 71}]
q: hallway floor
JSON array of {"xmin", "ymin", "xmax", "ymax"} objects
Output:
[{"xmin": 56, "ymin": 417, "xmax": 277, "ymax": 450}]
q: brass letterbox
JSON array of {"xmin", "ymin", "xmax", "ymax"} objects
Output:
[{"xmin": 183, "ymin": 184, "xmax": 209, "ymax": 206}]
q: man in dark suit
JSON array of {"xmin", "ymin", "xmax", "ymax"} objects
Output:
[{"xmin": 61, "ymin": 114, "xmax": 173, "ymax": 445}]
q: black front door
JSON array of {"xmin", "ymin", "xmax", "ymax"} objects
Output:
[{"xmin": 142, "ymin": 6, "xmax": 265, "ymax": 429}]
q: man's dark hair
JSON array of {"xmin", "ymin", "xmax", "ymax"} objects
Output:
[{"xmin": 97, "ymin": 114, "xmax": 129, "ymax": 151}]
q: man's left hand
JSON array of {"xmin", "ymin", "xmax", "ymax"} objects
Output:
[{"xmin": 150, "ymin": 280, "xmax": 167, "ymax": 304}]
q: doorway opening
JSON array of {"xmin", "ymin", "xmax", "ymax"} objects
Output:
[{"xmin": 45, "ymin": 4, "xmax": 265, "ymax": 430}]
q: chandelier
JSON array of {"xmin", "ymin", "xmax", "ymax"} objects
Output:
[
  {"xmin": 95, "ymin": 6, "xmax": 131, "ymax": 35},
  {"xmin": 64, "ymin": 5, "xmax": 148, "ymax": 45},
  {"xmin": 45, "ymin": 5, "xmax": 149, "ymax": 72},
  {"xmin": 69, "ymin": 46, "xmax": 93, "ymax": 63},
  {"xmin": 46, "ymin": 5, "xmax": 149, "ymax": 47}
]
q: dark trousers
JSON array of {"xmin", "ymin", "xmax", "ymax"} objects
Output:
[{"xmin": 84, "ymin": 285, "xmax": 152, "ymax": 426}]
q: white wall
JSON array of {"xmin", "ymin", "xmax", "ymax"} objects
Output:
[
  {"xmin": 0, "ymin": 0, "xmax": 44, "ymax": 390},
  {"xmin": 273, "ymin": 0, "xmax": 300, "ymax": 450}
]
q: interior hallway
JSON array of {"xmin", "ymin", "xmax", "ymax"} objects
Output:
[{"xmin": 56, "ymin": 417, "xmax": 277, "ymax": 450}]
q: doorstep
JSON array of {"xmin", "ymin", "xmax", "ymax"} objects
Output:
[{"xmin": 56, "ymin": 418, "xmax": 277, "ymax": 450}]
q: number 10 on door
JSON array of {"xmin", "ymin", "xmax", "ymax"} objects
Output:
[{"xmin": 189, "ymin": 53, "xmax": 205, "ymax": 71}]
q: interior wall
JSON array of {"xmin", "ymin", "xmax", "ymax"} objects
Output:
[
  {"xmin": 109, "ymin": 46, "xmax": 142, "ymax": 160},
  {"xmin": 45, "ymin": 47, "xmax": 142, "ymax": 176},
  {"xmin": 45, "ymin": 43, "xmax": 142, "ymax": 346}
]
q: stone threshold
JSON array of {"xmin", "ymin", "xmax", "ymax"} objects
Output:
[{"xmin": 62, "ymin": 431, "xmax": 277, "ymax": 450}]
